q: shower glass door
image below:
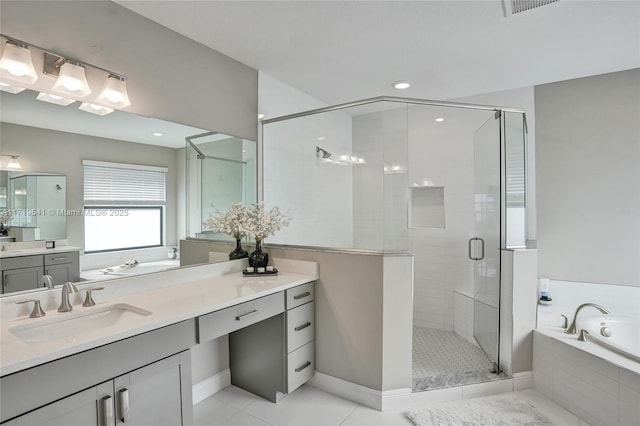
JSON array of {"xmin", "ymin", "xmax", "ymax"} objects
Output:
[{"xmin": 471, "ymin": 112, "xmax": 502, "ymax": 372}]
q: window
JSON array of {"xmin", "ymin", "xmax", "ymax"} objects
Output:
[{"xmin": 83, "ymin": 160, "xmax": 167, "ymax": 253}]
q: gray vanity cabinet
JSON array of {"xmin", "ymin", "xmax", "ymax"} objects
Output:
[
  {"xmin": 44, "ymin": 252, "xmax": 80, "ymax": 286},
  {"xmin": 113, "ymin": 353, "xmax": 187, "ymax": 426},
  {"xmin": 13, "ymin": 381, "xmax": 113, "ymax": 426},
  {"xmin": 0, "ymin": 251, "xmax": 80, "ymax": 294},
  {"xmin": 229, "ymin": 282, "xmax": 315, "ymax": 402},
  {"xmin": 5, "ymin": 353, "xmax": 190, "ymax": 426},
  {"xmin": 1, "ymin": 255, "xmax": 43, "ymax": 294}
]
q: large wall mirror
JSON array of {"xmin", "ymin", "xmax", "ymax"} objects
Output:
[{"xmin": 0, "ymin": 87, "xmax": 257, "ymax": 295}]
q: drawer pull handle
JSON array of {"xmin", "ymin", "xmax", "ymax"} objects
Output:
[
  {"xmin": 51, "ymin": 257, "xmax": 67, "ymax": 261},
  {"xmin": 295, "ymin": 361, "xmax": 312, "ymax": 373},
  {"xmin": 236, "ymin": 309, "xmax": 258, "ymax": 321},
  {"xmin": 294, "ymin": 322, "xmax": 312, "ymax": 332},
  {"xmin": 293, "ymin": 291, "xmax": 311, "ymax": 300},
  {"xmin": 102, "ymin": 395, "xmax": 114, "ymax": 426}
]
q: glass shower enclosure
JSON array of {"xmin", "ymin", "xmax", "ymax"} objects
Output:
[{"xmin": 262, "ymin": 97, "xmax": 527, "ymax": 391}]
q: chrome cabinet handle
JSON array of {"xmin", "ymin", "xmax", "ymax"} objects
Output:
[
  {"xmin": 235, "ymin": 309, "xmax": 258, "ymax": 321},
  {"xmin": 294, "ymin": 322, "xmax": 312, "ymax": 332},
  {"xmin": 293, "ymin": 291, "xmax": 311, "ymax": 300},
  {"xmin": 118, "ymin": 388, "xmax": 129, "ymax": 423},
  {"xmin": 51, "ymin": 257, "xmax": 67, "ymax": 261},
  {"xmin": 102, "ymin": 395, "xmax": 114, "ymax": 426},
  {"xmin": 295, "ymin": 361, "xmax": 312, "ymax": 372},
  {"xmin": 15, "ymin": 299, "xmax": 46, "ymax": 318}
]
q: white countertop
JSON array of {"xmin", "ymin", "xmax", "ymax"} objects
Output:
[
  {"xmin": 0, "ymin": 245, "xmax": 81, "ymax": 259},
  {"xmin": 0, "ymin": 259, "xmax": 318, "ymax": 376}
]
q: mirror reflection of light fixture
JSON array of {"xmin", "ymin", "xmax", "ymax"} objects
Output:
[
  {"xmin": 96, "ymin": 74, "xmax": 130, "ymax": 108},
  {"xmin": 79, "ymin": 102, "xmax": 114, "ymax": 116},
  {"xmin": 0, "ymin": 41, "xmax": 38, "ymax": 85},
  {"xmin": 52, "ymin": 61, "xmax": 91, "ymax": 98},
  {"xmin": 0, "ymin": 154, "xmax": 22, "ymax": 170},
  {"xmin": 0, "ymin": 82, "xmax": 25, "ymax": 94},
  {"xmin": 36, "ymin": 92, "xmax": 76, "ymax": 106}
]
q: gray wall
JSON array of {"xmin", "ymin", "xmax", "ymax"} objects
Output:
[
  {"xmin": 1, "ymin": 123, "xmax": 180, "ymax": 250},
  {"xmin": 536, "ymin": 69, "xmax": 640, "ymax": 286},
  {"xmin": 0, "ymin": 0, "xmax": 258, "ymax": 140}
]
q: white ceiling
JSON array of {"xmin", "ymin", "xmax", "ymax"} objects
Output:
[{"xmin": 115, "ymin": 0, "xmax": 640, "ymax": 105}]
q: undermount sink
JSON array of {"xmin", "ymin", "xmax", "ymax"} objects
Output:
[{"xmin": 9, "ymin": 303, "xmax": 152, "ymax": 343}]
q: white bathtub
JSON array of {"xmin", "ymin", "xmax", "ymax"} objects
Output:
[
  {"xmin": 582, "ymin": 315, "xmax": 640, "ymax": 363},
  {"xmin": 80, "ymin": 260, "xmax": 180, "ymax": 281}
]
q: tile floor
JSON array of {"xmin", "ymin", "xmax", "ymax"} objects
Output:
[{"xmin": 193, "ymin": 385, "xmax": 589, "ymax": 426}]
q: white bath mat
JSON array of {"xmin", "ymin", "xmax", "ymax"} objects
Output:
[{"xmin": 405, "ymin": 397, "xmax": 554, "ymax": 426}]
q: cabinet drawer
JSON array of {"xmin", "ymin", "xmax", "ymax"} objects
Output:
[
  {"xmin": 44, "ymin": 252, "xmax": 77, "ymax": 266},
  {"xmin": 1, "ymin": 255, "xmax": 42, "ymax": 270},
  {"xmin": 197, "ymin": 292, "xmax": 284, "ymax": 343},
  {"xmin": 286, "ymin": 282, "xmax": 314, "ymax": 309},
  {"xmin": 287, "ymin": 302, "xmax": 314, "ymax": 353},
  {"xmin": 287, "ymin": 341, "xmax": 314, "ymax": 393}
]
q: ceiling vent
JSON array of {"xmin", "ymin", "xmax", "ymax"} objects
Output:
[{"xmin": 502, "ymin": 0, "xmax": 560, "ymax": 17}]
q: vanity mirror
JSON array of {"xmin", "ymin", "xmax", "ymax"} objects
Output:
[{"xmin": 0, "ymin": 87, "xmax": 257, "ymax": 295}]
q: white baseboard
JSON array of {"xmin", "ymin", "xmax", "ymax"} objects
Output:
[
  {"xmin": 192, "ymin": 369, "xmax": 231, "ymax": 405},
  {"xmin": 513, "ymin": 371, "xmax": 534, "ymax": 390},
  {"xmin": 308, "ymin": 372, "xmax": 384, "ymax": 410},
  {"xmin": 309, "ymin": 371, "xmax": 523, "ymax": 411}
]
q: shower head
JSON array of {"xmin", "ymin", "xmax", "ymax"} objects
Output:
[{"xmin": 316, "ymin": 146, "xmax": 331, "ymax": 159}]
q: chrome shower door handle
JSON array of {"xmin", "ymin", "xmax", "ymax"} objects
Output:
[{"xmin": 468, "ymin": 237, "xmax": 485, "ymax": 261}]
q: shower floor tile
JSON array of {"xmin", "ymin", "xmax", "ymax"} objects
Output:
[{"xmin": 413, "ymin": 326, "xmax": 504, "ymax": 391}]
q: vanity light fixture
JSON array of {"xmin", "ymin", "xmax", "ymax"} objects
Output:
[
  {"xmin": 96, "ymin": 74, "xmax": 131, "ymax": 108},
  {"xmin": 52, "ymin": 61, "xmax": 92, "ymax": 98},
  {"xmin": 78, "ymin": 102, "xmax": 114, "ymax": 116},
  {"xmin": 0, "ymin": 40, "xmax": 38, "ymax": 85},
  {"xmin": 392, "ymin": 80, "xmax": 411, "ymax": 90},
  {"xmin": 0, "ymin": 154, "xmax": 21, "ymax": 170},
  {"xmin": 0, "ymin": 82, "xmax": 25, "ymax": 94},
  {"xmin": 36, "ymin": 92, "xmax": 76, "ymax": 106}
]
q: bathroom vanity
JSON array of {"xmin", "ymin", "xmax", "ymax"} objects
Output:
[
  {"xmin": 0, "ymin": 259, "xmax": 317, "ymax": 425},
  {"xmin": 0, "ymin": 247, "xmax": 80, "ymax": 294}
]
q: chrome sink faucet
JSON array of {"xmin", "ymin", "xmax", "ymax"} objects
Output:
[
  {"xmin": 564, "ymin": 303, "xmax": 610, "ymax": 335},
  {"xmin": 58, "ymin": 282, "xmax": 78, "ymax": 312},
  {"xmin": 40, "ymin": 274, "xmax": 54, "ymax": 289}
]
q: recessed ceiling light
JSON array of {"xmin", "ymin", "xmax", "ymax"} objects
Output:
[
  {"xmin": 317, "ymin": 136, "xmax": 325, "ymax": 141},
  {"xmin": 392, "ymin": 81, "xmax": 411, "ymax": 90},
  {"xmin": 153, "ymin": 132, "xmax": 164, "ymax": 137},
  {"xmin": 258, "ymin": 113, "xmax": 265, "ymax": 120},
  {"xmin": 435, "ymin": 117, "xmax": 445, "ymax": 123}
]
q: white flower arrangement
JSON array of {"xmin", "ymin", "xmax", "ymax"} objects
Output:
[
  {"xmin": 203, "ymin": 202, "xmax": 290, "ymax": 242},
  {"xmin": 202, "ymin": 203, "xmax": 251, "ymax": 240},
  {"xmin": 246, "ymin": 202, "xmax": 290, "ymax": 242},
  {"xmin": 0, "ymin": 209, "xmax": 11, "ymax": 226}
]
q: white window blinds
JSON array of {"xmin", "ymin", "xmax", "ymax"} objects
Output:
[{"xmin": 83, "ymin": 160, "xmax": 167, "ymax": 205}]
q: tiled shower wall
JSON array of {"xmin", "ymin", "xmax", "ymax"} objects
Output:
[{"xmin": 352, "ymin": 106, "xmax": 489, "ymax": 331}]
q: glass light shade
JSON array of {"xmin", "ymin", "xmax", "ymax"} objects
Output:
[
  {"xmin": 52, "ymin": 62, "xmax": 91, "ymax": 97},
  {"xmin": 0, "ymin": 82, "xmax": 26, "ymax": 94},
  {"xmin": 0, "ymin": 43, "xmax": 38, "ymax": 85},
  {"xmin": 96, "ymin": 75, "xmax": 131, "ymax": 108},
  {"xmin": 36, "ymin": 92, "xmax": 76, "ymax": 106},
  {"xmin": 7, "ymin": 156, "xmax": 21, "ymax": 170},
  {"xmin": 79, "ymin": 102, "xmax": 114, "ymax": 116}
]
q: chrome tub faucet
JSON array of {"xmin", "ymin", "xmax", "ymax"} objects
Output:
[{"xmin": 564, "ymin": 303, "xmax": 610, "ymax": 335}]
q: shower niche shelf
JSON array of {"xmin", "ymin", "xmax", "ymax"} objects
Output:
[{"xmin": 408, "ymin": 186, "xmax": 445, "ymax": 229}]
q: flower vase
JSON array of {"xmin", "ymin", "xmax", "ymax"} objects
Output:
[
  {"xmin": 228, "ymin": 239, "xmax": 249, "ymax": 260},
  {"xmin": 249, "ymin": 240, "xmax": 269, "ymax": 268}
]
